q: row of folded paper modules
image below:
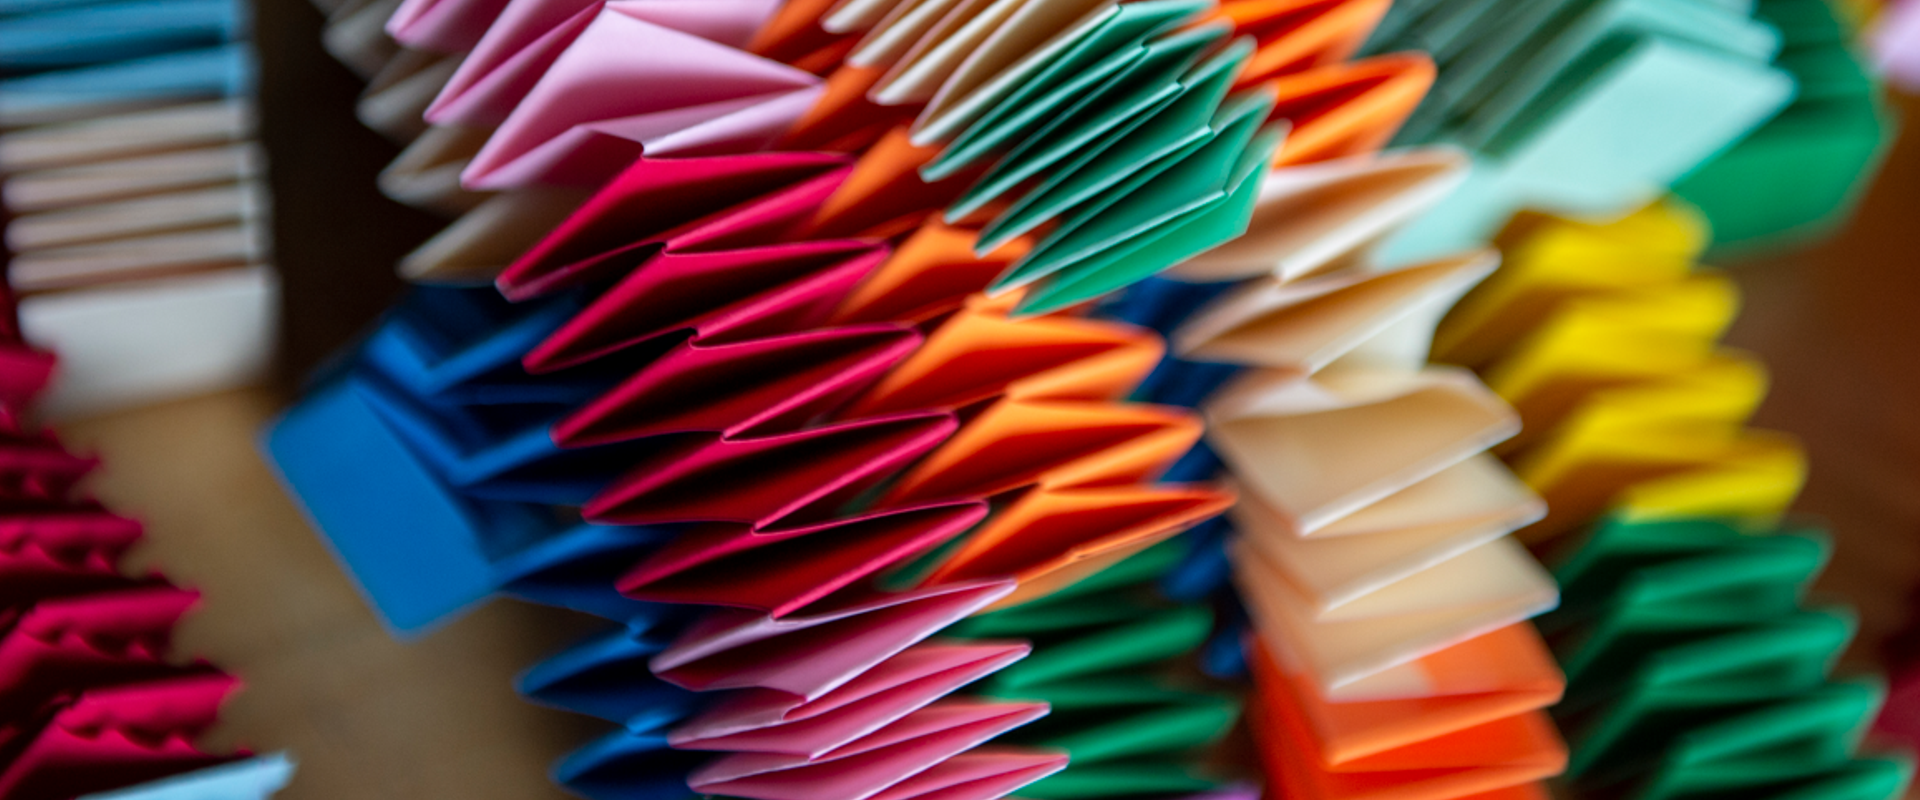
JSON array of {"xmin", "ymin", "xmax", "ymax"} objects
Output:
[
  {"xmin": 253, "ymin": 1, "xmax": 1916, "ymax": 800},
  {"xmin": 311, "ymin": 0, "xmax": 1891, "ymax": 270},
  {"xmin": 1, "ymin": 0, "xmax": 278, "ymax": 419},
  {"xmin": 1441, "ymin": 201, "xmax": 1911, "ymax": 800},
  {"xmin": 264, "ymin": 2, "xmax": 1488, "ymax": 800},
  {"xmin": 0, "ymin": 300, "xmax": 290, "ymax": 798}
]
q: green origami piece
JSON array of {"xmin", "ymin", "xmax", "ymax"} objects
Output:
[
  {"xmin": 1017, "ymin": 762, "xmax": 1224, "ymax": 800},
  {"xmin": 1544, "ymin": 517, "xmax": 1913, "ymax": 800},
  {"xmin": 1644, "ymin": 757, "xmax": 1916, "ymax": 800},
  {"xmin": 992, "ymin": 677, "xmax": 1238, "ymax": 765},
  {"xmin": 1455, "ymin": 0, "xmax": 1780, "ymax": 148},
  {"xmin": 972, "ymin": 34, "xmax": 1250, "ymax": 253},
  {"xmin": 942, "ymin": 539, "xmax": 1240, "ymax": 800},
  {"xmin": 1013, "ymin": 120, "xmax": 1277, "ymax": 316},
  {"xmin": 1674, "ymin": 0, "xmax": 1894, "ymax": 254},
  {"xmin": 1568, "ymin": 678, "xmax": 1881, "ymax": 784},
  {"xmin": 945, "ymin": 23, "xmax": 1232, "ymax": 219},
  {"xmin": 1549, "ymin": 516, "xmax": 1829, "ymax": 624},
  {"xmin": 987, "ymin": 95, "xmax": 1280, "ymax": 317},
  {"xmin": 921, "ymin": 0, "xmax": 1210, "ymax": 182}
]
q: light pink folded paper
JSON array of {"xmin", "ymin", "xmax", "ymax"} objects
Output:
[
  {"xmin": 670, "ymin": 641, "xmax": 1029, "ymax": 757},
  {"xmin": 429, "ymin": 0, "xmax": 782, "ymax": 126},
  {"xmin": 863, "ymin": 748, "xmax": 1068, "ymax": 800},
  {"xmin": 687, "ymin": 699, "xmax": 1049, "ymax": 800},
  {"xmin": 386, "ymin": 0, "xmax": 514, "ymax": 53},
  {"xmin": 649, "ymin": 579, "xmax": 1014, "ymax": 700},
  {"xmin": 459, "ymin": 3, "xmax": 822, "ymax": 189}
]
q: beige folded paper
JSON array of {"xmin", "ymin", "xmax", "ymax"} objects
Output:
[
  {"xmin": 399, "ymin": 187, "xmax": 587, "ymax": 282},
  {"xmin": 0, "ymin": 100, "xmax": 254, "ymax": 174},
  {"xmin": 325, "ymin": 0, "xmax": 406, "ymax": 80},
  {"xmin": 360, "ymin": 49, "xmax": 462, "ymax": 143},
  {"xmin": 1235, "ymin": 535, "xmax": 1557, "ymax": 696},
  {"xmin": 10, "ymin": 225, "xmax": 269, "ymax": 293},
  {"xmin": 1172, "ymin": 147, "xmax": 1467, "ymax": 283},
  {"xmin": 1, "ymin": 142, "xmax": 261, "ymax": 213},
  {"xmin": 1175, "ymin": 249, "xmax": 1495, "ymax": 374},
  {"xmin": 6, "ymin": 181, "xmax": 268, "ymax": 252},
  {"xmin": 379, "ymin": 123, "xmax": 492, "ymax": 215},
  {"xmin": 902, "ymin": 0, "xmax": 1112, "ymax": 137},
  {"xmin": 1207, "ymin": 365, "xmax": 1519, "ymax": 535},
  {"xmin": 1231, "ymin": 455, "xmax": 1543, "ymax": 613},
  {"xmin": 850, "ymin": 0, "xmax": 974, "ymax": 69}
]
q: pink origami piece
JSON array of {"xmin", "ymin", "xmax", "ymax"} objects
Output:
[
  {"xmin": 620, "ymin": 503, "xmax": 986, "ymax": 618},
  {"xmin": 864, "ymin": 748, "xmax": 1070, "ymax": 800},
  {"xmin": 0, "ymin": 512, "xmax": 142, "ymax": 604},
  {"xmin": 0, "ymin": 672, "xmax": 238, "ymax": 800},
  {"xmin": 687, "ymin": 699, "xmax": 1050, "ymax": 800},
  {"xmin": 500, "ymin": 152, "xmax": 851, "ymax": 300},
  {"xmin": 671, "ymin": 642, "xmax": 1030, "ymax": 755},
  {"xmin": 552, "ymin": 323, "xmax": 918, "ymax": 446},
  {"xmin": 386, "ymin": 0, "xmax": 515, "ymax": 53},
  {"xmin": 583, "ymin": 411, "xmax": 956, "ymax": 529},
  {"xmin": 458, "ymin": 2, "xmax": 821, "ymax": 189},
  {"xmin": 0, "ymin": 586, "xmax": 199, "ymax": 721},
  {"xmin": 429, "ymin": 0, "xmax": 781, "ymax": 126},
  {"xmin": 1879, "ymin": 665, "xmax": 1920, "ymax": 751},
  {"xmin": 650, "ymin": 579, "xmax": 1014, "ymax": 700}
]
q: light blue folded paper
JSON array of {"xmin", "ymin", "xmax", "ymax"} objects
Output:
[{"xmin": 76, "ymin": 753, "xmax": 295, "ymax": 800}]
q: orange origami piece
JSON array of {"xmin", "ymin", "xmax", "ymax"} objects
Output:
[
  {"xmin": 845, "ymin": 302, "xmax": 1163, "ymax": 414},
  {"xmin": 829, "ymin": 222, "xmax": 1032, "ymax": 325},
  {"xmin": 799, "ymin": 126, "xmax": 983, "ymax": 240},
  {"xmin": 781, "ymin": 65, "xmax": 915, "ymax": 152},
  {"xmin": 923, "ymin": 483, "xmax": 1234, "ymax": 609},
  {"xmin": 1248, "ymin": 636, "xmax": 1567, "ymax": 800},
  {"xmin": 1218, "ymin": 0, "xmax": 1393, "ymax": 85},
  {"xmin": 1268, "ymin": 53, "xmax": 1436, "ymax": 166},
  {"xmin": 880, "ymin": 398, "xmax": 1202, "ymax": 504}
]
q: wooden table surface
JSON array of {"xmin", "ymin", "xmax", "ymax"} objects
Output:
[{"xmin": 62, "ymin": 390, "xmax": 599, "ymax": 800}]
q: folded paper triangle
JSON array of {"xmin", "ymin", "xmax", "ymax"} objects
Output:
[
  {"xmin": 497, "ymin": 151, "xmax": 849, "ymax": 299},
  {"xmin": 687, "ymin": 699, "xmax": 1049, "ymax": 800},
  {"xmin": 650, "ymin": 578, "xmax": 1012, "ymax": 699},
  {"xmin": 460, "ymin": 4, "xmax": 824, "ymax": 189},
  {"xmin": 670, "ymin": 641, "xmax": 1030, "ymax": 757}
]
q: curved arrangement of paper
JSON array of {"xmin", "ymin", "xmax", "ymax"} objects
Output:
[
  {"xmin": 269, "ymin": 3, "xmax": 1586, "ymax": 799},
  {"xmin": 0, "ymin": 295, "xmax": 290, "ymax": 799},
  {"xmin": 266, "ymin": 128, "xmax": 1252, "ymax": 796},
  {"xmin": 1543, "ymin": 517, "xmax": 1912, "ymax": 800},
  {"xmin": 0, "ymin": 0, "xmax": 277, "ymax": 419},
  {"xmin": 297, "ymin": 0, "xmax": 1460, "ymax": 320},
  {"xmin": 262, "ymin": 1, "xmax": 1920, "ymax": 799}
]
